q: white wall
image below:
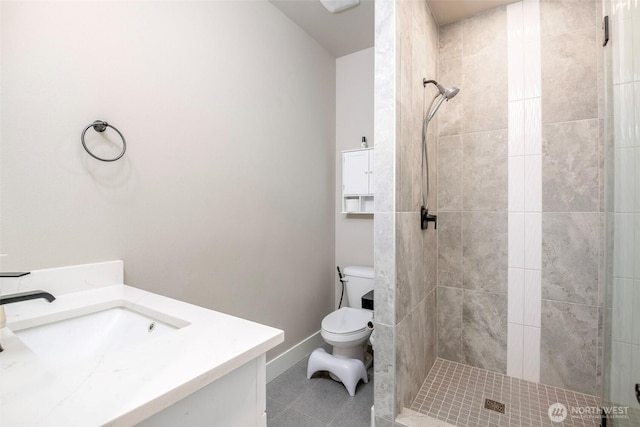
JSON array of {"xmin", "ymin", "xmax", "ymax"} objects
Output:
[
  {"xmin": 0, "ymin": 0, "xmax": 336, "ymax": 360},
  {"xmin": 334, "ymin": 48, "xmax": 374, "ymax": 308}
]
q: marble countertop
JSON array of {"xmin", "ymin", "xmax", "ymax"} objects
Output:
[{"xmin": 0, "ymin": 284, "xmax": 284, "ymax": 426}]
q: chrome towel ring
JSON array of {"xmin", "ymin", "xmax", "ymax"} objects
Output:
[{"xmin": 81, "ymin": 120, "xmax": 126, "ymax": 162}]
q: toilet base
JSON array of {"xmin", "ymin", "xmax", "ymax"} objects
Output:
[{"xmin": 307, "ymin": 348, "xmax": 368, "ymax": 396}]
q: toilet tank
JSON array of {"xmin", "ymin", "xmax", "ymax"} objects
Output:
[{"xmin": 343, "ymin": 266, "xmax": 374, "ymax": 309}]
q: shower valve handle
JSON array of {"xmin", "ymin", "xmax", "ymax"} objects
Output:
[{"xmin": 421, "ymin": 206, "xmax": 437, "ymax": 230}]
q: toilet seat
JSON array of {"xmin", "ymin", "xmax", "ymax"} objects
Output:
[{"xmin": 321, "ymin": 307, "xmax": 373, "ymax": 335}]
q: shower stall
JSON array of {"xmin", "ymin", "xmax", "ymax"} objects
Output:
[{"xmin": 373, "ymin": 0, "xmax": 640, "ymax": 425}]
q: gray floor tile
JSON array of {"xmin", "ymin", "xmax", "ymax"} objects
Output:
[
  {"xmin": 329, "ymin": 396, "xmax": 373, "ymax": 427},
  {"xmin": 266, "ymin": 356, "xmax": 318, "ymax": 406},
  {"xmin": 330, "ymin": 372, "xmax": 374, "ymax": 427},
  {"xmin": 290, "ymin": 376, "xmax": 352, "ymax": 424},
  {"xmin": 266, "ymin": 397, "xmax": 287, "ymax": 423},
  {"xmin": 268, "ymin": 407, "xmax": 325, "ymax": 427},
  {"xmin": 267, "ymin": 349, "xmax": 374, "ymax": 427}
]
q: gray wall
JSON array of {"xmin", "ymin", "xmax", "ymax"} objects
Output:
[{"xmin": 0, "ymin": 0, "xmax": 336, "ymax": 361}]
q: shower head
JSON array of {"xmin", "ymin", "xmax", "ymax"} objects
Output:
[
  {"xmin": 423, "ymin": 79, "xmax": 459, "ymax": 100},
  {"xmin": 443, "ymin": 86, "xmax": 460, "ymax": 100},
  {"xmin": 423, "ymin": 78, "xmax": 460, "ymax": 121}
]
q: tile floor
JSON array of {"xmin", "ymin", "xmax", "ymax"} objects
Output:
[
  {"xmin": 266, "ymin": 350, "xmax": 373, "ymax": 427},
  {"xmin": 410, "ymin": 359, "xmax": 602, "ymax": 427}
]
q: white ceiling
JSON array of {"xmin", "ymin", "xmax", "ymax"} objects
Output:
[
  {"xmin": 269, "ymin": 0, "xmax": 375, "ymax": 58},
  {"xmin": 429, "ymin": 0, "xmax": 515, "ymax": 25},
  {"xmin": 269, "ymin": 0, "xmax": 515, "ymax": 58}
]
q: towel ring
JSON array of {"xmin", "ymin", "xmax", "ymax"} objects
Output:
[{"xmin": 81, "ymin": 120, "xmax": 126, "ymax": 162}]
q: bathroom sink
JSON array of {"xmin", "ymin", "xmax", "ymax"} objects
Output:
[{"xmin": 14, "ymin": 307, "xmax": 179, "ymax": 369}]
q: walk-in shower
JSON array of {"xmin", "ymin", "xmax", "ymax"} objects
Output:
[{"xmin": 420, "ymin": 78, "xmax": 459, "ymax": 230}]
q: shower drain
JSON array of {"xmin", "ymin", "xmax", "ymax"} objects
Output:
[{"xmin": 484, "ymin": 398, "xmax": 506, "ymax": 414}]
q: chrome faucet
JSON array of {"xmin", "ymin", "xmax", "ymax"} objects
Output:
[{"xmin": 0, "ymin": 290, "xmax": 56, "ymax": 352}]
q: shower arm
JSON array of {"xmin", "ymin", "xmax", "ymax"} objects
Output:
[{"xmin": 423, "ymin": 78, "xmax": 447, "ymax": 96}]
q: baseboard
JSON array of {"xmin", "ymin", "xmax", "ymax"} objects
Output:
[{"xmin": 266, "ymin": 330, "xmax": 324, "ymax": 383}]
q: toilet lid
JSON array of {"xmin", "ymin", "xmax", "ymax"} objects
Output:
[{"xmin": 322, "ymin": 307, "xmax": 373, "ymax": 334}]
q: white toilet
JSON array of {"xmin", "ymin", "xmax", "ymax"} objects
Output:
[{"xmin": 307, "ymin": 266, "xmax": 374, "ymax": 396}]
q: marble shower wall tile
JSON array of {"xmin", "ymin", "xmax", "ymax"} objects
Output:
[
  {"xmin": 423, "ymin": 225, "xmax": 437, "ymax": 296},
  {"xmin": 425, "ymin": 114, "xmax": 438, "ymax": 213},
  {"xmin": 541, "ymin": 26, "xmax": 598, "ymax": 124},
  {"xmin": 462, "ymin": 6, "xmax": 508, "ymax": 56},
  {"xmin": 438, "ymin": 286, "xmax": 463, "ymax": 362},
  {"xmin": 396, "ymin": 212, "xmax": 425, "ymax": 322},
  {"xmin": 373, "ymin": 0, "xmax": 395, "ymax": 419},
  {"xmin": 439, "ymin": 20, "xmax": 462, "ymax": 60},
  {"xmin": 462, "ymin": 47, "xmax": 508, "ymax": 133},
  {"xmin": 398, "ymin": 23, "xmax": 413, "ymax": 112},
  {"xmin": 424, "ymin": 290, "xmax": 438, "ymax": 372},
  {"xmin": 397, "ymin": 103, "xmax": 421, "ymax": 212},
  {"xmin": 373, "ymin": 322, "xmax": 395, "ymax": 422},
  {"xmin": 542, "ymin": 119, "xmax": 600, "ymax": 212},
  {"xmin": 438, "ymin": 59, "xmax": 463, "ymax": 137},
  {"xmin": 540, "ymin": 300, "xmax": 598, "ymax": 395},
  {"xmin": 373, "ymin": 0, "xmax": 396, "ymax": 382},
  {"xmin": 542, "ymin": 213, "xmax": 599, "ymax": 306},
  {"xmin": 463, "ymin": 212, "xmax": 508, "ymax": 294},
  {"xmin": 434, "ymin": 2, "xmax": 510, "ymax": 376},
  {"xmin": 459, "ymin": 6, "xmax": 507, "ymax": 135},
  {"xmin": 392, "ymin": 0, "xmax": 439, "ymax": 418},
  {"xmin": 540, "ymin": 0, "xmax": 597, "ymax": 39},
  {"xmin": 462, "ymin": 130, "xmax": 508, "ymax": 211},
  {"xmin": 375, "ymin": 212, "xmax": 395, "ymax": 326},
  {"xmin": 396, "ymin": 290, "xmax": 436, "ymax": 413},
  {"xmin": 596, "ymin": 305, "xmax": 604, "ymax": 397},
  {"xmin": 463, "ymin": 289, "xmax": 508, "ymax": 373},
  {"xmin": 437, "ymin": 212, "xmax": 463, "ymax": 288},
  {"xmin": 373, "ymin": 0, "xmax": 395, "ymax": 215},
  {"xmin": 437, "ymin": 135, "xmax": 463, "ymax": 211}
]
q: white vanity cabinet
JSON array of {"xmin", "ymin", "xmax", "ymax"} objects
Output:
[
  {"xmin": 342, "ymin": 147, "xmax": 374, "ymax": 214},
  {"xmin": 138, "ymin": 355, "xmax": 267, "ymax": 427}
]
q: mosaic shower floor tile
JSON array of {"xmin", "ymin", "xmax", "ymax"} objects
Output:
[{"xmin": 409, "ymin": 359, "xmax": 602, "ymax": 427}]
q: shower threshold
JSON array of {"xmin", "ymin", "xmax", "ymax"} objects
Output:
[{"xmin": 401, "ymin": 358, "xmax": 601, "ymax": 427}]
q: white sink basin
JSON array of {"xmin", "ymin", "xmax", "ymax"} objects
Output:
[{"xmin": 14, "ymin": 307, "xmax": 178, "ymax": 369}]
